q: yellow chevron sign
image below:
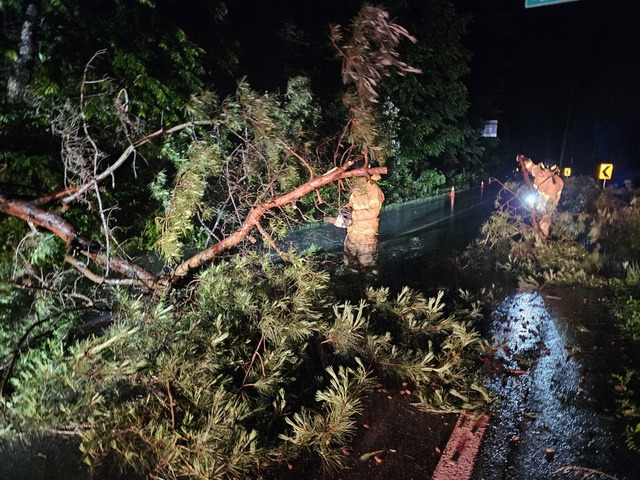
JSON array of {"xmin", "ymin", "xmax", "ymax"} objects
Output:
[{"xmin": 598, "ymin": 163, "xmax": 613, "ymax": 180}]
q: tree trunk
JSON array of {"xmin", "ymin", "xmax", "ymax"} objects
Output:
[{"xmin": 6, "ymin": 3, "xmax": 38, "ymax": 104}]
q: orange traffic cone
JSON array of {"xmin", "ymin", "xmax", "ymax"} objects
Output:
[{"xmin": 449, "ymin": 186, "xmax": 455, "ymax": 198}]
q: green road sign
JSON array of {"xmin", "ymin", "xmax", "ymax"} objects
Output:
[{"xmin": 525, "ymin": 0, "xmax": 580, "ymax": 8}]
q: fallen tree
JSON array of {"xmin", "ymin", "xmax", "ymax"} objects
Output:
[
  {"xmin": 0, "ymin": 5, "xmax": 415, "ymax": 292},
  {"xmin": 0, "ymin": 7, "xmax": 497, "ymax": 480},
  {"xmin": 0, "ymin": 162, "xmax": 387, "ymax": 289}
]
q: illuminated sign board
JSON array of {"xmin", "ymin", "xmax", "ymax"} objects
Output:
[
  {"xmin": 598, "ymin": 163, "xmax": 613, "ymax": 180},
  {"xmin": 481, "ymin": 120, "xmax": 498, "ymax": 138},
  {"xmin": 562, "ymin": 167, "xmax": 571, "ymax": 177}
]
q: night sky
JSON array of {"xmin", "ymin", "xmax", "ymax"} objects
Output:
[{"xmin": 459, "ymin": 0, "xmax": 640, "ymax": 182}]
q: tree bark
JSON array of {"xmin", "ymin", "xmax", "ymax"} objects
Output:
[
  {"xmin": 6, "ymin": 3, "xmax": 38, "ymax": 104},
  {"xmin": 1, "ymin": 165, "xmax": 387, "ymax": 289},
  {"xmin": 0, "ymin": 194, "xmax": 160, "ymax": 288}
]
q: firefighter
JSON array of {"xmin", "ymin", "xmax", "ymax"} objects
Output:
[
  {"xmin": 324, "ymin": 174, "xmax": 385, "ymax": 268},
  {"xmin": 521, "ymin": 156, "xmax": 564, "ymax": 237}
]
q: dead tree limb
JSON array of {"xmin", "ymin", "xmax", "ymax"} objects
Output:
[
  {"xmin": 0, "ymin": 193, "xmax": 160, "ymax": 289},
  {"xmin": 35, "ymin": 120, "xmax": 216, "ymax": 206}
]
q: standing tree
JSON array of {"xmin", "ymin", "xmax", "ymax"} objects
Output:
[{"xmin": 381, "ymin": 0, "xmax": 483, "ymax": 200}]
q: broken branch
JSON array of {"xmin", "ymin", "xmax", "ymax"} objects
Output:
[{"xmin": 172, "ymin": 163, "xmax": 386, "ymax": 280}]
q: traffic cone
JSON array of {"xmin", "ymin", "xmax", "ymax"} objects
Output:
[{"xmin": 449, "ymin": 186, "xmax": 455, "ymax": 198}]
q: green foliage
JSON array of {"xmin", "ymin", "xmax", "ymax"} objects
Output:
[
  {"xmin": 612, "ymin": 262, "xmax": 640, "ymax": 340},
  {"xmin": 3, "ymin": 332, "xmax": 82, "ymax": 431},
  {"xmin": 28, "ymin": 233, "xmax": 64, "ymax": 267},
  {"xmin": 0, "ymin": 216, "xmax": 28, "ymax": 262},
  {"xmin": 362, "ymin": 286, "xmax": 492, "ymax": 412},
  {"xmin": 616, "ymin": 295, "xmax": 640, "ymax": 340},
  {"xmin": 282, "ymin": 76, "xmax": 321, "ymax": 140},
  {"xmin": 0, "ymin": 1, "xmax": 223, "ymax": 266},
  {"xmin": 280, "ymin": 360, "xmax": 372, "ymax": 470},
  {"xmin": 588, "ymin": 189, "xmax": 640, "ymax": 263},
  {"xmin": 0, "ymin": 286, "xmax": 86, "ymax": 434},
  {"xmin": 558, "ymin": 175, "xmax": 600, "ymax": 214},
  {"xmin": 382, "ymin": 0, "xmax": 481, "ymax": 201},
  {"xmin": 386, "ymin": 162, "xmax": 447, "ymax": 202},
  {"xmin": 3, "ymin": 1, "xmax": 207, "ymax": 119},
  {"xmin": 613, "ymin": 369, "xmax": 640, "ymax": 451},
  {"xmin": 611, "ymin": 264, "xmax": 640, "ymax": 453},
  {"xmin": 0, "ymin": 150, "xmax": 62, "ymax": 198},
  {"xmin": 153, "ymin": 76, "xmax": 321, "ymax": 262},
  {"xmin": 156, "ymin": 141, "xmax": 226, "ymax": 262},
  {"xmin": 464, "ymin": 178, "xmax": 604, "ymax": 290},
  {"xmin": 0, "ymin": 254, "xmax": 490, "ymax": 478}
]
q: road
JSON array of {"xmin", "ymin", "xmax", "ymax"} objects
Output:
[
  {"xmin": 282, "ymin": 184, "xmax": 497, "ymax": 294},
  {"xmin": 287, "ymin": 184, "xmax": 640, "ymax": 480},
  {"xmin": 471, "ymin": 288, "xmax": 640, "ymax": 480}
]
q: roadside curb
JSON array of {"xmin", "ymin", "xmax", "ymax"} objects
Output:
[{"xmin": 431, "ymin": 413, "xmax": 490, "ymax": 480}]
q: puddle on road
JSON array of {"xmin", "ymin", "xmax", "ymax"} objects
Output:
[{"xmin": 472, "ymin": 290, "xmax": 640, "ymax": 480}]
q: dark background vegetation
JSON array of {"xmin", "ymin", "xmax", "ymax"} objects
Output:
[{"xmin": 2, "ymin": 0, "xmax": 639, "ymax": 198}]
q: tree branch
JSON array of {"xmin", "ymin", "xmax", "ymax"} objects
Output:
[
  {"xmin": 172, "ymin": 164, "xmax": 386, "ymax": 280},
  {"xmin": 37, "ymin": 120, "xmax": 216, "ymax": 206},
  {"xmin": 0, "ymin": 194, "xmax": 161, "ymax": 289}
]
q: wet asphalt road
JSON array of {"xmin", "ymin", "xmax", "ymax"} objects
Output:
[
  {"xmin": 283, "ymin": 185, "xmax": 497, "ymax": 294},
  {"xmin": 472, "ymin": 289, "xmax": 640, "ymax": 480},
  {"xmin": 292, "ymin": 186, "xmax": 640, "ymax": 479}
]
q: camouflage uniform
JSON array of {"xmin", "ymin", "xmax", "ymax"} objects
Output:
[{"xmin": 325, "ymin": 176, "xmax": 384, "ymax": 267}]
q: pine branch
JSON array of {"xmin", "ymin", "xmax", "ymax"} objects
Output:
[{"xmin": 171, "ymin": 163, "xmax": 386, "ymax": 280}]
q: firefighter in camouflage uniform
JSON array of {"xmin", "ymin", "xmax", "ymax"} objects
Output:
[
  {"xmin": 520, "ymin": 155, "xmax": 564, "ymax": 238},
  {"xmin": 324, "ymin": 174, "xmax": 384, "ymax": 268}
]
